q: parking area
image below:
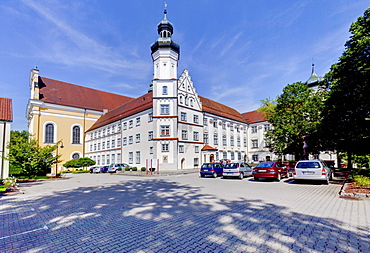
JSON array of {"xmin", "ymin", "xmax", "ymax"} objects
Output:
[{"xmin": 1, "ymin": 172, "xmax": 369, "ymax": 252}]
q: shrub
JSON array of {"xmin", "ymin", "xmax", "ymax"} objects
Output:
[
  {"xmin": 2, "ymin": 177, "xmax": 16, "ymax": 188},
  {"xmin": 117, "ymin": 167, "xmax": 122, "ymax": 171},
  {"xmin": 125, "ymin": 166, "xmax": 130, "ymax": 171},
  {"xmin": 353, "ymin": 175, "xmax": 370, "ymax": 187},
  {"xmin": 132, "ymin": 167, "xmax": 138, "ymax": 171},
  {"xmin": 141, "ymin": 167, "xmax": 146, "ymax": 171},
  {"xmin": 71, "ymin": 170, "xmax": 89, "ymax": 174}
]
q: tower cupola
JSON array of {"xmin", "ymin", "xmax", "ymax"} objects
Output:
[{"xmin": 150, "ymin": 4, "xmax": 180, "ymax": 57}]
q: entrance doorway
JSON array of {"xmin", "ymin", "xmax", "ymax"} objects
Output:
[
  {"xmin": 181, "ymin": 158, "xmax": 185, "ymax": 170},
  {"xmin": 210, "ymin": 154, "xmax": 214, "ymax": 163}
]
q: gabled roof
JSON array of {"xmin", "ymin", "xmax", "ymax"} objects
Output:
[
  {"xmin": 0, "ymin": 98, "xmax": 12, "ymax": 122},
  {"xmin": 199, "ymin": 96, "xmax": 246, "ymax": 123},
  {"xmin": 88, "ymin": 92, "xmax": 153, "ymax": 131},
  {"xmin": 242, "ymin": 110, "xmax": 267, "ymax": 123},
  {"xmin": 38, "ymin": 77, "xmax": 134, "ymax": 111},
  {"xmin": 201, "ymin": 145, "xmax": 218, "ymax": 151}
]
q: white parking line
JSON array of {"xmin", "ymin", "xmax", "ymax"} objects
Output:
[
  {"xmin": 0, "ymin": 208, "xmax": 35, "ymax": 216},
  {"xmin": 0, "ymin": 225, "xmax": 48, "ymax": 240}
]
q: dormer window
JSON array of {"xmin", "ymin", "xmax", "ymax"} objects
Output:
[{"xmin": 163, "ymin": 86, "xmax": 168, "ymax": 95}]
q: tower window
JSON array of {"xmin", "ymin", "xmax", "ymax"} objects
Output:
[
  {"xmin": 162, "ymin": 86, "xmax": 168, "ymax": 95},
  {"xmin": 72, "ymin": 153, "xmax": 80, "ymax": 160}
]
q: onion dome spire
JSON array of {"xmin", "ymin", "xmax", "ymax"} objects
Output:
[{"xmin": 306, "ymin": 63, "xmax": 323, "ymax": 87}]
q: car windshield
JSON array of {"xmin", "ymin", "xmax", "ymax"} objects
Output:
[
  {"xmin": 201, "ymin": 163, "xmax": 212, "ymax": 168},
  {"xmin": 296, "ymin": 162, "xmax": 320, "ymax": 168},
  {"xmin": 256, "ymin": 162, "xmax": 274, "ymax": 168},
  {"xmin": 224, "ymin": 163, "xmax": 238, "ymax": 168}
]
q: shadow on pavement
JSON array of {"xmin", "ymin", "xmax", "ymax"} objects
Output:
[{"xmin": 1, "ymin": 179, "xmax": 369, "ymax": 252}]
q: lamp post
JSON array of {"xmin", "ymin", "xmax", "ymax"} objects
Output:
[
  {"xmin": 55, "ymin": 141, "xmax": 64, "ymax": 176},
  {"xmin": 302, "ymin": 135, "xmax": 308, "ymax": 160}
]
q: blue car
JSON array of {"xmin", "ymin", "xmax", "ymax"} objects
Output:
[
  {"xmin": 100, "ymin": 166, "xmax": 109, "ymax": 173},
  {"xmin": 200, "ymin": 163, "xmax": 224, "ymax": 178}
]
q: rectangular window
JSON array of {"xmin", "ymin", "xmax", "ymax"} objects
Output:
[
  {"xmin": 117, "ymin": 138, "xmax": 121, "ymax": 147},
  {"xmin": 107, "ymin": 140, "xmax": 110, "ymax": 149},
  {"xmin": 136, "ymin": 134, "xmax": 140, "ymax": 143},
  {"xmin": 195, "ymin": 146, "xmax": 199, "ymax": 153},
  {"xmin": 216, "ymin": 152, "xmax": 219, "ymax": 161},
  {"xmin": 94, "ymin": 143, "xmax": 97, "ymax": 151},
  {"xmin": 136, "ymin": 117, "xmax": 140, "ymax": 126},
  {"xmin": 251, "ymin": 126, "xmax": 257, "ymax": 133},
  {"xmin": 194, "ymin": 115, "xmax": 199, "ymax": 124},
  {"xmin": 94, "ymin": 132, "xmax": 97, "ymax": 138},
  {"xmin": 102, "ymin": 142, "xmax": 105, "ymax": 149},
  {"xmin": 204, "ymin": 134, "xmax": 208, "ymax": 144},
  {"xmin": 98, "ymin": 131, "xmax": 101, "ymax": 137},
  {"xmin": 230, "ymin": 137, "xmax": 234, "ymax": 146},
  {"xmin": 98, "ymin": 143, "xmax": 101, "ymax": 150},
  {"xmin": 244, "ymin": 138, "xmax": 247, "ymax": 147},
  {"xmin": 222, "ymin": 121, "xmax": 226, "ymax": 130},
  {"xmin": 123, "ymin": 137, "xmax": 127, "ymax": 146},
  {"xmin": 102, "ymin": 129, "xmax": 106, "ymax": 136},
  {"xmin": 129, "ymin": 152, "xmax": 133, "ymax": 164},
  {"xmin": 112, "ymin": 125, "xmax": 115, "ymax": 133},
  {"xmin": 213, "ymin": 119, "xmax": 217, "ymax": 128},
  {"xmin": 136, "ymin": 151, "xmax": 140, "ymax": 164},
  {"xmin": 117, "ymin": 153, "xmax": 121, "ymax": 163},
  {"xmin": 129, "ymin": 120, "xmax": 133, "ymax": 128},
  {"xmin": 162, "ymin": 86, "xmax": 168, "ymax": 95},
  {"xmin": 129, "ymin": 136, "xmax": 133, "ymax": 144},
  {"xmin": 264, "ymin": 124, "xmax": 270, "ymax": 131},
  {"xmin": 237, "ymin": 138, "xmax": 241, "ymax": 147},
  {"xmin": 148, "ymin": 113, "xmax": 153, "ymax": 122},
  {"xmin": 179, "ymin": 145, "xmax": 184, "ymax": 153},
  {"xmin": 252, "ymin": 140, "xmax": 258, "ymax": 148},
  {"xmin": 193, "ymin": 131, "xmax": 199, "ymax": 141},
  {"xmin": 252, "ymin": 154, "xmax": 258, "ymax": 162},
  {"xmin": 112, "ymin": 139, "xmax": 115, "ymax": 148},
  {"xmin": 111, "ymin": 154, "xmax": 115, "ymax": 164},
  {"xmin": 230, "ymin": 123, "xmax": 234, "ymax": 131},
  {"xmin": 194, "ymin": 158, "xmax": 199, "ymax": 166},
  {"xmin": 182, "ymin": 130, "xmax": 188, "ymax": 140},
  {"xmin": 181, "ymin": 112, "xmax": 187, "ymax": 121},
  {"xmin": 97, "ymin": 155, "xmax": 100, "ymax": 165},
  {"xmin": 123, "ymin": 122, "xmax": 127, "ymax": 130},
  {"xmin": 231, "ymin": 152, "xmax": 235, "ymax": 160},
  {"xmin": 162, "ymin": 144, "xmax": 169, "ymax": 152},
  {"xmin": 90, "ymin": 144, "xmax": 92, "ymax": 151},
  {"xmin": 214, "ymin": 135, "xmax": 218, "ymax": 145},
  {"xmin": 149, "ymin": 147, "xmax": 153, "ymax": 154},
  {"xmin": 238, "ymin": 152, "xmax": 241, "ymax": 160},
  {"xmin": 102, "ymin": 155, "xmax": 105, "ymax": 165},
  {"xmin": 223, "ymin": 152, "xmax": 227, "ymax": 159},
  {"xmin": 148, "ymin": 131, "xmax": 153, "ymax": 140},
  {"xmin": 204, "ymin": 117, "xmax": 208, "ymax": 126},
  {"xmin": 223, "ymin": 136, "xmax": 227, "ymax": 146},
  {"xmin": 161, "ymin": 104, "xmax": 170, "ymax": 115},
  {"xmin": 107, "ymin": 128, "xmax": 110, "ymax": 135},
  {"xmin": 160, "ymin": 125, "xmax": 170, "ymax": 136}
]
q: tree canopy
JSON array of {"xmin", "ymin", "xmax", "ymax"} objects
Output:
[
  {"xmin": 7, "ymin": 131, "xmax": 60, "ymax": 177},
  {"xmin": 63, "ymin": 157, "xmax": 95, "ymax": 169},
  {"xmin": 260, "ymin": 82, "xmax": 326, "ymax": 158},
  {"xmin": 320, "ymin": 7, "xmax": 370, "ymax": 158}
]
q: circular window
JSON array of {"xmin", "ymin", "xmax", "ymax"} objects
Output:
[{"xmin": 72, "ymin": 153, "xmax": 80, "ymax": 159}]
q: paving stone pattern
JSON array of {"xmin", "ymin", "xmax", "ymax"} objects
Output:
[{"xmin": 0, "ymin": 173, "xmax": 369, "ymax": 252}]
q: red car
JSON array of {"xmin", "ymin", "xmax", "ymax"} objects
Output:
[{"xmin": 252, "ymin": 162, "xmax": 289, "ymax": 181}]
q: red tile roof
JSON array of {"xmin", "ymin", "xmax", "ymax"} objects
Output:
[
  {"xmin": 242, "ymin": 110, "xmax": 267, "ymax": 123},
  {"xmin": 88, "ymin": 92, "xmax": 153, "ymax": 131},
  {"xmin": 0, "ymin": 98, "xmax": 13, "ymax": 122},
  {"xmin": 38, "ymin": 77, "xmax": 134, "ymax": 111},
  {"xmin": 199, "ymin": 96, "xmax": 246, "ymax": 123},
  {"xmin": 201, "ymin": 145, "xmax": 218, "ymax": 151}
]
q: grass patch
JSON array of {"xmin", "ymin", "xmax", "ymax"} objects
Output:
[
  {"xmin": 0, "ymin": 185, "xmax": 6, "ymax": 193},
  {"xmin": 353, "ymin": 175, "xmax": 370, "ymax": 187},
  {"xmin": 16, "ymin": 175, "xmax": 51, "ymax": 181}
]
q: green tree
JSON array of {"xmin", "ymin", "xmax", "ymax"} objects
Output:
[
  {"xmin": 260, "ymin": 82, "xmax": 326, "ymax": 158},
  {"xmin": 7, "ymin": 131, "xmax": 59, "ymax": 178},
  {"xmin": 64, "ymin": 157, "xmax": 95, "ymax": 169},
  {"xmin": 320, "ymin": 7, "xmax": 370, "ymax": 169}
]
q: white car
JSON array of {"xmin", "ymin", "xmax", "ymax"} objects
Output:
[
  {"xmin": 107, "ymin": 163, "xmax": 131, "ymax": 173},
  {"xmin": 222, "ymin": 162, "xmax": 253, "ymax": 179},
  {"xmin": 293, "ymin": 160, "xmax": 333, "ymax": 184}
]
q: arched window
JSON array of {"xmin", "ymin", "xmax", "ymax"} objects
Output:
[
  {"xmin": 162, "ymin": 86, "xmax": 168, "ymax": 95},
  {"xmin": 45, "ymin": 123, "xmax": 54, "ymax": 143},
  {"xmin": 72, "ymin": 126, "xmax": 81, "ymax": 144},
  {"xmin": 72, "ymin": 153, "xmax": 80, "ymax": 159}
]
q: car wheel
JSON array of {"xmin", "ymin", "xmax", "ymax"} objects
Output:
[
  {"xmin": 329, "ymin": 172, "xmax": 333, "ymax": 181},
  {"xmin": 254, "ymin": 177, "xmax": 259, "ymax": 181},
  {"xmin": 201, "ymin": 174, "xmax": 205, "ymax": 178},
  {"xmin": 239, "ymin": 173, "xmax": 243, "ymax": 180},
  {"xmin": 326, "ymin": 177, "xmax": 329, "ymax": 185},
  {"xmin": 276, "ymin": 173, "xmax": 281, "ymax": 182},
  {"xmin": 213, "ymin": 172, "xmax": 217, "ymax": 178}
]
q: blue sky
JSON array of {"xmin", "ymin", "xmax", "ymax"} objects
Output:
[{"xmin": 1, "ymin": 0, "xmax": 369, "ymax": 131}]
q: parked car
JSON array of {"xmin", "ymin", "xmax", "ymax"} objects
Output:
[
  {"xmin": 100, "ymin": 166, "xmax": 109, "ymax": 173},
  {"xmin": 90, "ymin": 166, "xmax": 101, "ymax": 173},
  {"xmin": 200, "ymin": 163, "xmax": 224, "ymax": 178},
  {"xmin": 293, "ymin": 160, "xmax": 333, "ymax": 184},
  {"xmin": 252, "ymin": 162, "xmax": 289, "ymax": 181},
  {"xmin": 223, "ymin": 162, "xmax": 252, "ymax": 179},
  {"xmin": 108, "ymin": 163, "xmax": 131, "ymax": 173}
]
